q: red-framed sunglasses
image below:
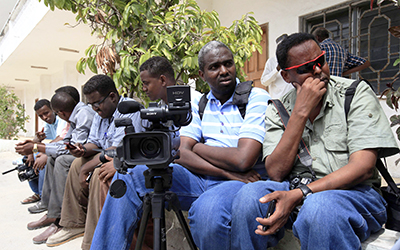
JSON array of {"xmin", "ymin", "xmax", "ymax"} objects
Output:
[{"xmin": 283, "ymin": 51, "xmax": 326, "ymax": 74}]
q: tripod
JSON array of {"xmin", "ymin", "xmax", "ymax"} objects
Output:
[{"xmin": 135, "ymin": 167, "xmax": 197, "ymax": 250}]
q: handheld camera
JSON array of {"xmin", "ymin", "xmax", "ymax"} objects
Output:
[{"xmin": 2, "ymin": 156, "xmax": 38, "ymax": 182}]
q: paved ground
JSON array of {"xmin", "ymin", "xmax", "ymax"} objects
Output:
[{"xmin": 0, "ymin": 151, "xmax": 82, "ymax": 250}]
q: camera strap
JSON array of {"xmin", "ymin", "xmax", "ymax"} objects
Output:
[{"xmin": 268, "ymin": 99, "xmax": 316, "ymax": 180}]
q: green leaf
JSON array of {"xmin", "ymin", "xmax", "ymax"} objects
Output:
[{"xmin": 394, "ymin": 58, "xmax": 400, "ymax": 66}]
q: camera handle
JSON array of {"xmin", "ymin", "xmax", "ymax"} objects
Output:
[{"xmin": 135, "ymin": 167, "xmax": 197, "ymax": 250}]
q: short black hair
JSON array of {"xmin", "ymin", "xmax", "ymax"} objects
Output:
[
  {"xmin": 198, "ymin": 41, "xmax": 233, "ymax": 72},
  {"xmin": 50, "ymin": 92, "xmax": 77, "ymax": 112},
  {"xmin": 312, "ymin": 27, "xmax": 330, "ymax": 41},
  {"xmin": 55, "ymin": 86, "xmax": 80, "ymax": 103},
  {"xmin": 276, "ymin": 32, "xmax": 318, "ymax": 69},
  {"xmin": 34, "ymin": 99, "xmax": 51, "ymax": 111},
  {"xmin": 139, "ymin": 56, "xmax": 175, "ymax": 81},
  {"xmin": 83, "ymin": 74, "xmax": 119, "ymax": 97}
]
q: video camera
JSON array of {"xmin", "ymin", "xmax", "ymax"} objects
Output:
[
  {"xmin": 2, "ymin": 156, "xmax": 38, "ymax": 182},
  {"xmin": 108, "ymin": 85, "xmax": 192, "ymax": 173}
]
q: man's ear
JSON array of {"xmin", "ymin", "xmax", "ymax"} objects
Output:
[
  {"xmin": 160, "ymin": 75, "xmax": 168, "ymax": 87},
  {"xmin": 280, "ymin": 70, "xmax": 291, "ymax": 83},
  {"xmin": 199, "ymin": 70, "xmax": 205, "ymax": 81},
  {"xmin": 109, "ymin": 91, "xmax": 118, "ymax": 102}
]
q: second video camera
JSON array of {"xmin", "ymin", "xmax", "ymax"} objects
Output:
[
  {"xmin": 2, "ymin": 156, "xmax": 38, "ymax": 182},
  {"xmin": 113, "ymin": 85, "xmax": 192, "ymax": 172}
]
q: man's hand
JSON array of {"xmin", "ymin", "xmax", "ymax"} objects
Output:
[
  {"xmin": 292, "ymin": 77, "xmax": 327, "ymax": 118},
  {"xmin": 26, "ymin": 154, "xmax": 35, "ymax": 167},
  {"xmin": 98, "ymin": 156, "xmax": 116, "ymax": 183},
  {"xmin": 33, "ymin": 153, "xmax": 47, "ymax": 172},
  {"xmin": 35, "ymin": 128, "xmax": 46, "ymax": 142},
  {"xmin": 255, "ymin": 189, "xmax": 303, "ymax": 236},
  {"xmin": 68, "ymin": 142, "xmax": 86, "ymax": 158},
  {"xmin": 225, "ymin": 169, "xmax": 261, "ymax": 183},
  {"xmin": 15, "ymin": 140, "xmax": 34, "ymax": 155}
]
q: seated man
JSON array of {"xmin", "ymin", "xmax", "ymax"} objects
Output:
[
  {"xmin": 16, "ymin": 88, "xmax": 96, "ymax": 244},
  {"xmin": 231, "ymin": 33, "xmax": 399, "ymax": 249},
  {"xmin": 90, "ymin": 41, "xmax": 270, "ymax": 250},
  {"xmin": 45, "ymin": 74, "xmax": 145, "ymax": 249},
  {"xmin": 21, "ymin": 99, "xmax": 67, "ymax": 204}
]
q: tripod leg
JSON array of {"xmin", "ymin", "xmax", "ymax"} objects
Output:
[
  {"xmin": 166, "ymin": 192, "xmax": 197, "ymax": 250},
  {"xmin": 152, "ymin": 193, "xmax": 167, "ymax": 250},
  {"xmin": 135, "ymin": 193, "xmax": 152, "ymax": 250}
]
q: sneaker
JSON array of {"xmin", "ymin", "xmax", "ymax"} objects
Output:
[
  {"xmin": 46, "ymin": 227, "xmax": 84, "ymax": 247},
  {"xmin": 28, "ymin": 201, "xmax": 47, "ymax": 214},
  {"xmin": 21, "ymin": 193, "xmax": 41, "ymax": 204}
]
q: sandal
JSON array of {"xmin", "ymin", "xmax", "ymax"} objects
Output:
[{"xmin": 21, "ymin": 193, "xmax": 41, "ymax": 204}]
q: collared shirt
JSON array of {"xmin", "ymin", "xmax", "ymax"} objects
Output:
[
  {"xmin": 320, "ymin": 38, "xmax": 366, "ymax": 77},
  {"xmin": 263, "ymin": 76, "xmax": 399, "ymax": 188},
  {"xmin": 45, "ymin": 102, "xmax": 96, "ymax": 157},
  {"xmin": 182, "ymin": 80, "xmax": 270, "ymax": 148},
  {"xmin": 87, "ymin": 96, "xmax": 145, "ymax": 149},
  {"xmin": 43, "ymin": 115, "xmax": 67, "ymax": 140}
]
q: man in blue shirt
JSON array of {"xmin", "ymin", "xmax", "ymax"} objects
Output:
[
  {"xmin": 21, "ymin": 99, "xmax": 67, "ymax": 205},
  {"xmin": 312, "ymin": 27, "xmax": 370, "ymax": 77},
  {"xmin": 90, "ymin": 41, "xmax": 270, "ymax": 250}
]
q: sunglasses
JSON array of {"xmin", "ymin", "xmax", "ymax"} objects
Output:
[{"xmin": 283, "ymin": 51, "xmax": 326, "ymax": 74}]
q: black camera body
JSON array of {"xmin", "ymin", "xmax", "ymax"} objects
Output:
[
  {"xmin": 2, "ymin": 156, "xmax": 38, "ymax": 182},
  {"xmin": 113, "ymin": 85, "xmax": 192, "ymax": 173}
]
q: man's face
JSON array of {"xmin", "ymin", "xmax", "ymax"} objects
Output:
[
  {"xmin": 86, "ymin": 91, "xmax": 117, "ymax": 119},
  {"xmin": 36, "ymin": 105, "xmax": 56, "ymax": 124},
  {"xmin": 140, "ymin": 70, "xmax": 166, "ymax": 101},
  {"xmin": 199, "ymin": 47, "xmax": 237, "ymax": 98},
  {"xmin": 281, "ymin": 39, "xmax": 330, "ymax": 88}
]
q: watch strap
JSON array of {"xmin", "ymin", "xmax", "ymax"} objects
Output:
[{"xmin": 298, "ymin": 185, "xmax": 313, "ymax": 200}]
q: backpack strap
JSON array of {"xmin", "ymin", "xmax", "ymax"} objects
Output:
[
  {"xmin": 198, "ymin": 92, "xmax": 209, "ymax": 120},
  {"xmin": 344, "ymin": 79, "xmax": 373, "ymax": 119},
  {"xmin": 268, "ymin": 99, "xmax": 316, "ymax": 179},
  {"xmin": 233, "ymin": 81, "xmax": 253, "ymax": 119}
]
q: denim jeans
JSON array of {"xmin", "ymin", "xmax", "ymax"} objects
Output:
[
  {"xmin": 28, "ymin": 167, "xmax": 46, "ymax": 196},
  {"xmin": 231, "ymin": 181, "xmax": 387, "ymax": 250},
  {"xmin": 91, "ymin": 163, "xmax": 241, "ymax": 250}
]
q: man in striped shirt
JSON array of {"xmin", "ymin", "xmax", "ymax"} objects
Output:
[{"xmin": 90, "ymin": 41, "xmax": 270, "ymax": 250}]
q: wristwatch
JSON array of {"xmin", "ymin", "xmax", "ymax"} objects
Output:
[
  {"xmin": 33, "ymin": 143, "xmax": 38, "ymax": 154},
  {"xmin": 298, "ymin": 185, "xmax": 313, "ymax": 201}
]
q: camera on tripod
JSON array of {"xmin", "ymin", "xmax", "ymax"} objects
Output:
[
  {"xmin": 2, "ymin": 155, "xmax": 38, "ymax": 182},
  {"xmin": 109, "ymin": 85, "xmax": 192, "ymax": 173}
]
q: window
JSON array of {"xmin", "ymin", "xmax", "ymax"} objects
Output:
[{"xmin": 301, "ymin": 0, "xmax": 400, "ymax": 94}]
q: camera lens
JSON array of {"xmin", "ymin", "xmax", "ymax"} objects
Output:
[{"xmin": 139, "ymin": 137, "xmax": 161, "ymax": 158}]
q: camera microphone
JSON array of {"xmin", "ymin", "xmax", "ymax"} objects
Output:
[{"xmin": 118, "ymin": 100, "xmax": 143, "ymax": 114}]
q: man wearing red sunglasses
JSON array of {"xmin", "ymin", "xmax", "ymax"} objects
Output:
[{"xmin": 231, "ymin": 33, "xmax": 398, "ymax": 250}]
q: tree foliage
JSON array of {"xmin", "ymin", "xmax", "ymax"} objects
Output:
[
  {"xmin": 39, "ymin": 0, "xmax": 263, "ymax": 100},
  {"xmin": 0, "ymin": 86, "xmax": 29, "ymax": 140}
]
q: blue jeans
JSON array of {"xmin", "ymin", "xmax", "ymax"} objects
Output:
[
  {"xmin": 28, "ymin": 167, "xmax": 46, "ymax": 196},
  {"xmin": 231, "ymin": 181, "xmax": 387, "ymax": 250},
  {"xmin": 90, "ymin": 164, "xmax": 243, "ymax": 250}
]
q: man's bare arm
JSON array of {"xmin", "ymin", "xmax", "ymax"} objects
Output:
[
  {"xmin": 191, "ymin": 138, "xmax": 261, "ymax": 172},
  {"xmin": 343, "ymin": 60, "xmax": 370, "ymax": 76}
]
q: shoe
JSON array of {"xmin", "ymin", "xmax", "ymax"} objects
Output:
[
  {"xmin": 46, "ymin": 227, "xmax": 84, "ymax": 247},
  {"xmin": 28, "ymin": 201, "xmax": 47, "ymax": 214},
  {"xmin": 27, "ymin": 214, "xmax": 56, "ymax": 230},
  {"xmin": 32, "ymin": 223, "xmax": 62, "ymax": 244},
  {"xmin": 21, "ymin": 193, "xmax": 41, "ymax": 204}
]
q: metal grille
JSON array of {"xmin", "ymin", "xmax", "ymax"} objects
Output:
[{"xmin": 301, "ymin": 0, "xmax": 400, "ymax": 94}]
